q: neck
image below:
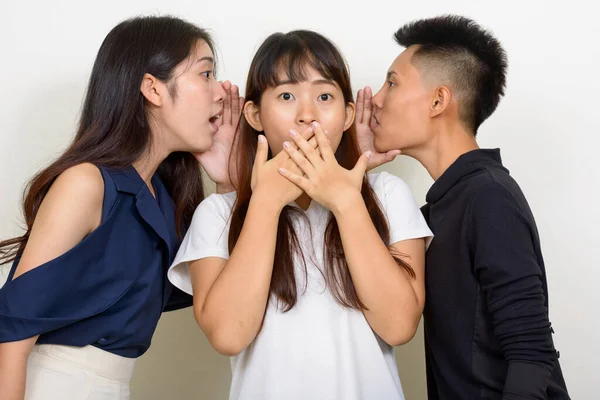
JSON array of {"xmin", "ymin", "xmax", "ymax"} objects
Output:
[
  {"xmin": 133, "ymin": 139, "xmax": 169, "ymax": 196},
  {"xmin": 294, "ymin": 192, "xmax": 312, "ymax": 210},
  {"xmin": 408, "ymin": 122, "xmax": 479, "ymax": 181}
]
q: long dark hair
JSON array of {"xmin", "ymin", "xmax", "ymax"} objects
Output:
[
  {"xmin": 228, "ymin": 30, "xmax": 413, "ymax": 311},
  {"xmin": 0, "ymin": 16, "xmax": 214, "ymax": 264}
]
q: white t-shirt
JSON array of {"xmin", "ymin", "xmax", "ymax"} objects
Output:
[{"xmin": 168, "ymin": 172, "xmax": 433, "ymax": 400}]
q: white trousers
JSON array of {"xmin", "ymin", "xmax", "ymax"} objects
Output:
[{"xmin": 25, "ymin": 344, "xmax": 136, "ymax": 400}]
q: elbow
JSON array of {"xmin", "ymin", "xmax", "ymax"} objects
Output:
[
  {"xmin": 383, "ymin": 327, "xmax": 418, "ymax": 347},
  {"xmin": 206, "ymin": 329, "xmax": 247, "ymax": 356},
  {"xmin": 193, "ymin": 309, "xmax": 248, "ymax": 357},
  {"xmin": 381, "ymin": 314, "xmax": 422, "ymax": 346}
]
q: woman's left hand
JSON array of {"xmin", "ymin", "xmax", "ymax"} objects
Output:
[{"xmin": 279, "ymin": 121, "xmax": 371, "ymax": 215}]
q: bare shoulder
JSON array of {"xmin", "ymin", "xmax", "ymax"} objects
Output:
[
  {"xmin": 45, "ymin": 162, "xmax": 105, "ymax": 231},
  {"xmin": 14, "ymin": 163, "xmax": 105, "ymax": 278},
  {"xmin": 53, "ymin": 162, "xmax": 104, "ymax": 199}
]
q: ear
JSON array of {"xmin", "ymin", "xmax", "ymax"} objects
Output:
[
  {"xmin": 243, "ymin": 101, "xmax": 263, "ymax": 131},
  {"xmin": 344, "ymin": 102, "xmax": 356, "ymax": 131},
  {"xmin": 140, "ymin": 73, "xmax": 165, "ymax": 107},
  {"xmin": 430, "ymin": 85, "xmax": 452, "ymax": 118}
]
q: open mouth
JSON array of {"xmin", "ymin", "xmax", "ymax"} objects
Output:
[{"xmin": 371, "ymin": 114, "xmax": 380, "ymax": 129}]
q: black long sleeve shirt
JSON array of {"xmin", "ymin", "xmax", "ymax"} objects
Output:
[{"xmin": 421, "ymin": 149, "xmax": 569, "ymax": 400}]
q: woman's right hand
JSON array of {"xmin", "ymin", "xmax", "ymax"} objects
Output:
[{"xmin": 251, "ymin": 128, "xmax": 318, "ymax": 210}]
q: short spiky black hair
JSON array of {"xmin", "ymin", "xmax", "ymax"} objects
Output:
[{"xmin": 394, "ymin": 15, "xmax": 507, "ymax": 134}]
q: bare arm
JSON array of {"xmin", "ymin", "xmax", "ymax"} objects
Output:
[
  {"xmin": 189, "ymin": 192, "xmax": 280, "ymax": 356},
  {"xmin": 0, "ymin": 163, "xmax": 103, "ymax": 400},
  {"xmin": 188, "ymin": 135, "xmax": 311, "ymax": 356},
  {"xmin": 0, "ymin": 336, "xmax": 37, "ymax": 400},
  {"xmin": 334, "ymin": 194, "xmax": 425, "ymax": 345}
]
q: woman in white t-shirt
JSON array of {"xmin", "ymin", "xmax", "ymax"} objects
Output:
[{"xmin": 168, "ymin": 30, "xmax": 432, "ymax": 400}]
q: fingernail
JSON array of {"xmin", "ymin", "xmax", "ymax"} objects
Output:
[
  {"xmin": 289, "ymin": 129, "xmax": 297, "ymax": 137},
  {"xmin": 324, "ymin": 130, "xmax": 329, "ymax": 135},
  {"xmin": 312, "ymin": 121, "xmax": 319, "ymax": 128},
  {"xmin": 279, "ymin": 168, "xmax": 286, "ymax": 175},
  {"xmin": 258, "ymin": 135, "xmax": 265, "ymax": 143},
  {"xmin": 365, "ymin": 151, "xmax": 373, "ymax": 159},
  {"xmin": 283, "ymin": 141, "xmax": 291, "ymax": 149},
  {"xmin": 306, "ymin": 127, "xmax": 313, "ymax": 134}
]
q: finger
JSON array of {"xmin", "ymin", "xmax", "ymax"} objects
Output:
[
  {"xmin": 289, "ymin": 129, "xmax": 322, "ymax": 167},
  {"xmin": 283, "ymin": 140, "xmax": 318, "ymax": 177},
  {"xmin": 230, "ymin": 85, "xmax": 240, "ymax": 125},
  {"xmin": 305, "ymin": 124, "xmax": 319, "ymax": 150},
  {"xmin": 363, "ymin": 86, "xmax": 373, "ymax": 127},
  {"xmin": 289, "ymin": 126, "xmax": 315, "ymax": 151},
  {"xmin": 286, "ymin": 127, "xmax": 317, "ymax": 151},
  {"xmin": 278, "ymin": 167, "xmax": 310, "ymax": 192},
  {"xmin": 300, "ymin": 125, "xmax": 315, "ymax": 141},
  {"xmin": 283, "ymin": 156, "xmax": 306, "ymax": 177},
  {"xmin": 311, "ymin": 122, "xmax": 335, "ymax": 162},
  {"xmin": 353, "ymin": 151, "xmax": 371, "ymax": 179},
  {"xmin": 367, "ymin": 150, "xmax": 401, "ymax": 171},
  {"xmin": 255, "ymin": 135, "xmax": 269, "ymax": 166},
  {"xmin": 238, "ymin": 97, "xmax": 245, "ymax": 124},
  {"xmin": 386, "ymin": 149, "xmax": 402, "ymax": 161},
  {"xmin": 356, "ymin": 88, "xmax": 364, "ymax": 124},
  {"xmin": 222, "ymin": 80, "xmax": 232, "ymax": 126}
]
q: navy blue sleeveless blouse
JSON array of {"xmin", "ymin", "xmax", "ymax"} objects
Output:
[{"xmin": 0, "ymin": 165, "xmax": 192, "ymax": 357}]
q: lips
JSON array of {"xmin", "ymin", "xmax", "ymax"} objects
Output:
[
  {"xmin": 370, "ymin": 114, "xmax": 380, "ymax": 130},
  {"xmin": 208, "ymin": 110, "xmax": 222, "ymax": 133}
]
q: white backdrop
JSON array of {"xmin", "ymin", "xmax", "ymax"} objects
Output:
[{"xmin": 1, "ymin": 1, "xmax": 597, "ymax": 398}]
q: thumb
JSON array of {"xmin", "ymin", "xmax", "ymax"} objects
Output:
[
  {"xmin": 385, "ymin": 149, "xmax": 402, "ymax": 161},
  {"xmin": 352, "ymin": 151, "xmax": 371, "ymax": 179},
  {"xmin": 255, "ymin": 135, "xmax": 269, "ymax": 165}
]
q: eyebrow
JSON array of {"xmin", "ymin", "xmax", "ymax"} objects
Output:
[
  {"xmin": 195, "ymin": 56, "xmax": 214, "ymax": 65},
  {"xmin": 276, "ymin": 79, "xmax": 336, "ymax": 87},
  {"xmin": 386, "ymin": 70, "xmax": 398, "ymax": 80}
]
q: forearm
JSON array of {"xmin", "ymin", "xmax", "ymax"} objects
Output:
[
  {"xmin": 503, "ymin": 361, "xmax": 553, "ymax": 400},
  {"xmin": 333, "ymin": 194, "xmax": 422, "ymax": 345},
  {"xmin": 200, "ymin": 194, "xmax": 280, "ymax": 352},
  {"xmin": 0, "ymin": 337, "xmax": 37, "ymax": 400},
  {"xmin": 484, "ymin": 273, "xmax": 556, "ymax": 399}
]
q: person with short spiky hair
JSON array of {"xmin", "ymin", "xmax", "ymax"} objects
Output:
[{"xmin": 355, "ymin": 15, "xmax": 570, "ymax": 400}]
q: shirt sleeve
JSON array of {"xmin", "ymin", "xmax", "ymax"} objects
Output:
[
  {"xmin": 469, "ymin": 182, "xmax": 558, "ymax": 399},
  {"xmin": 167, "ymin": 193, "xmax": 233, "ymax": 296},
  {"xmin": 371, "ymin": 171, "xmax": 433, "ymax": 246}
]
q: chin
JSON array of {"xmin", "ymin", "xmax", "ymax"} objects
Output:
[
  {"xmin": 193, "ymin": 138, "xmax": 214, "ymax": 153},
  {"xmin": 373, "ymin": 135, "xmax": 390, "ymax": 153}
]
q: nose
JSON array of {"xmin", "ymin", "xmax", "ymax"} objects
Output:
[
  {"xmin": 296, "ymin": 98, "xmax": 317, "ymax": 126},
  {"xmin": 372, "ymin": 87, "xmax": 384, "ymax": 109},
  {"xmin": 214, "ymin": 80, "xmax": 226, "ymax": 103}
]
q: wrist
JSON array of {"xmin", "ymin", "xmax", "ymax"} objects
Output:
[
  {"xmin": 250, "ymin": 188, "xmax": 285, "ymax": 216},
  {"xmin": 331, "ymin": 189, "xmax": 364, "ymax": 218}
]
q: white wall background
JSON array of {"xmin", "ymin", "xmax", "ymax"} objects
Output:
[{"xmin": 1, "ymin": 1, "xmax": 597, "ymax": 398}]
